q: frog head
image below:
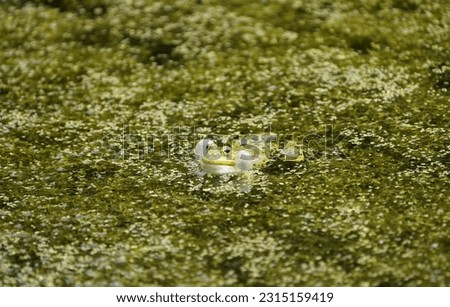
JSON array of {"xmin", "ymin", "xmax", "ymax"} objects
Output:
[
  {"xmin": 194, "ymin": 134, "xmax": 303, "ymax": 175},
  {"xmin": 194, "ymin": 139, "xmax": 261, "ymax": 174}
]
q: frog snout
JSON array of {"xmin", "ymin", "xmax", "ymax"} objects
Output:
[{"xmin": 194, "ymin": 139, "xmax": 213, "ymax": 160}]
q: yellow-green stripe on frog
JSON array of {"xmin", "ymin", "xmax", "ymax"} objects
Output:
[{"xmin": 195, "ymin": 139, "xmax": 258, "ymax": 174}]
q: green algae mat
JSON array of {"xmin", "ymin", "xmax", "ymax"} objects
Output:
[{"xmin": 1, "ymin": 0, "xmax": 449, "ymax": 286}]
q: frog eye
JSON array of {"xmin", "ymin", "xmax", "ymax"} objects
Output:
[{"xmin": 222, "ymin": 145, "xmax": 232, "ymax": 154}]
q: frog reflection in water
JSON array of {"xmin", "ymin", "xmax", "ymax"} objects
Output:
[{"xmin": 194, "ymin": 135, "xmax": 304, "ymax": 191}]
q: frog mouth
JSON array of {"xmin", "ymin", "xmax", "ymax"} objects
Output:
[{"xmin": 200, "ymin": 156, "xmax": 236, "ymax": 166}]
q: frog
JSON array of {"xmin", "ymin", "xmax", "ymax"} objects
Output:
[{"xmin": 194, "ymin": 134, "xmax": 304, "ymax": 175}]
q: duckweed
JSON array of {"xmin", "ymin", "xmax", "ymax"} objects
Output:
[{"xmin": 0, "ymin": 0, "xmax": 449, "ymax": 286}]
